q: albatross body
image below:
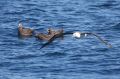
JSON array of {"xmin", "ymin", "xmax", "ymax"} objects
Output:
[
  {"xmin": 47, "ymin": 28, "xmax": 64, "ymax": 37},
  {"xmin": 35, "ymin": 28, "xmax": 63, "ymax": 41},
  {"xmin": 35, "ymin": 33, "xmax": 53, "ymax": 41},
  {"xmin": 40, "ymin": 31, "xmax": 112, "ymax": 49},
  {"xmin": 18, "ymin": 23, "xmax": 34, "ymax": 36}
]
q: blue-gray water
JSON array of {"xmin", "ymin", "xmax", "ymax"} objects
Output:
[{"xmin": 0, "ymin": 0, "xmax": 120, "ymax": 79}]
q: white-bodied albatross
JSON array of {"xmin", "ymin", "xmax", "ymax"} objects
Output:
[{"xmin": 40, "ymin": 31, "xmax": 112, "ymax": 49}]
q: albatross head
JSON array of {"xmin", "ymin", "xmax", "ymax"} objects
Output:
[
  {"xmin": 18, "ymin": 23, "xmax": 23, "ymax": 27},
  {"xmin": 73, "ymin": 32, "xmax": 81, "ymax": 38}
]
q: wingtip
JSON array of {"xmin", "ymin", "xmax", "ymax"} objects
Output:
[
  {"xmin": 40, "ymin": 47, "xmax": 43, "ymax": 49},
  {"xmin": 40, "ymin": 45, "xmax": 45, "ymax": 49},
  {"xmin": 107, "ymin": 44, "xmax": 112, "ymax": 48}
]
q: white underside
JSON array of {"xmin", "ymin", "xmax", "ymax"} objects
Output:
[{"xmin": 73, "ymin": 32, "xmax": 81, "ymax": 38}]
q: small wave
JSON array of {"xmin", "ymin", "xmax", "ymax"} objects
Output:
[
  {"xmin": 42, "ymin": 52, "xmax": 67, "ymax": 57},
  {"xmin": 89, "ymin": 0, "xmax": 119, "ymax": 9},
  {"xmin": 8, "ymin": 54, "xmax": 38, "ymax": 60},
  {"xmin": 0, "ymin": 62, "xmax": 14, "ymax": 67},
  {"xmin": 98, "ymin": 68, "xmax": 120, "ymax": 75},
  {"xmin": 111, "ymin": 22, "xmax": 120, "ymax": 31}
]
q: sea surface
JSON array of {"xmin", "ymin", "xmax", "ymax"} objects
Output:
[{"xmin": 0, "ymin": 0, "xmax": 120, "ymax": 79}]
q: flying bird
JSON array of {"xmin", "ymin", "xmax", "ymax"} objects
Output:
[{"xmin": 40, "ymin": 31, "xmax": 112, "ymax": 49}]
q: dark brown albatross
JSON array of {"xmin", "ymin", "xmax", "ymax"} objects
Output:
[
  {"xmin": 18, "ymin": 23, "xmax": 34, "ymax": 36},
  {"xmin": 35, "ymin": 33, "xmax": 54, "ymax": 41},
  {"xmin": 35, "ymin": 27, "xmax": 64, "ymax": 41}
]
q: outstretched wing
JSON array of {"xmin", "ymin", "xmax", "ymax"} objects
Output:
[
  {"xmin": 40, "ymin": 35, "xmax": 57, "ymax": 49},
  {"xmin": 40, "ymin": 31, "xmax": 71, "ymax": 49},
  {"xmin": 81, "ymin": 32, "xmax": 112, "ymax": 48},
  {"xmin": 40, "ymin": 31, "xmax": 112, "ymax": 49},
  {"xmin": 40, "ymin": 31, "xmax": 77, "ymax": 49},
  {"xmin": 62, "ymin": 31, "xmax": 73, "ymax": 35}
]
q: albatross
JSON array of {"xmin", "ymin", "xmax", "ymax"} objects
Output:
[
  {"xmin": 35, "ymin": 27, "xmax": 64, "ymax": 40},
  {"xmin": 18, "ymin": 23, "xmax": 34, "ymax": 36},
  {"xmin": 40, "ymin": 30, "xmax": 112, "ymax": 49}
]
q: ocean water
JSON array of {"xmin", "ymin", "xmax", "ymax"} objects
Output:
[{"xmin": 0, "ymin": 0, "xmax": 120, "ymax": 79}]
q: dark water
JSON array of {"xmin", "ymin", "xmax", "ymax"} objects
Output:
[{"xmin": 0, "ymin": 0, "xmax": 120, "ymax": 79}]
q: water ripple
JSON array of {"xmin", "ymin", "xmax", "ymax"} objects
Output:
[{"xmin": 0, "ymin": 0, "xmax": 120, "ymax": 79}]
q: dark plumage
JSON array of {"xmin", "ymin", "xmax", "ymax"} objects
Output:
[
  {"xmin": 18, "ymin": 23, "xmax": 34, "ymax": 36},
  {"xmin": 47, "ymin": 27, "xmax": 64, "ymax": 36},
  {"xmin": 17, "ymin": 23, "xmax": 112, "ymax": 49},
  {"xmin": 35, "ymin": 33, "xmax": 54, "ymax": 41},
  {"xmin": 40, "ymin": 31, "xmax": 112, "ymax": 49},
  {"xmin": 34, "ymin": 28, "xmax": 64, "ymax": 41}
]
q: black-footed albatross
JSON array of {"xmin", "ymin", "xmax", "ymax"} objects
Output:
[
  {"xmin": 47, "ymin": 27, "xmax": 64, "ymax": 36},
  {"xmin": 40, "ymin": 31, "xmax": 112, "ymax": 49},
  {"xmin": 35, "ymin": 32, "xmax": 54, "ymax": 41},
  {"xmin": 35, "ymin": 27, "xmax": 64, "ymax": 41},
  {"xmin": 18, "ymin": 23, "xmax": 34, "ymax": 36}
]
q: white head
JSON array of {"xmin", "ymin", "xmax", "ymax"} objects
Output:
[
  {"xmin": 73, "ymin": 32, "xmax": 81, "ymax": 38},
  {"xmin": 18, "ymin": 23, "xmax": 22, "ymax": 27}
]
